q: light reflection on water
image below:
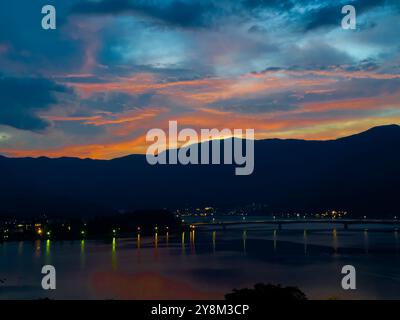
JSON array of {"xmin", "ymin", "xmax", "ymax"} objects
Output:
[
  {"xmin": 111, "ymin": 237, "xmax": 117, "ymax": 271},
  {"xmin": 303, "ymin": 230, "xmax": 307, "ymax": 255},
  {"xmin": 212, "ymin": 231, "xmax": 216, "ymax": 254},
  {"xmin": 80, "ymin": 240, "xmax": 85, "ymax": 269},
  {"xmin": 1, "ymin": 224, "xmax": 400, "ymax": 300},
  {"xmin": 364, "ymin": 230, "xmax": 369, "ymax": 254},
  {"xmin": 242, "ymin": 230, "xmax": 247, "ymax": 254}
]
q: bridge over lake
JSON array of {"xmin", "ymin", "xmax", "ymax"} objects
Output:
[{"xmin": 192, "ymin": 219, "xmax": 400, "ymax": 231}]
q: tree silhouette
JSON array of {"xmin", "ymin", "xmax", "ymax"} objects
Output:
[{"xmin": 225, "ymin": 283, "xmax": 307, "ymax": 301}]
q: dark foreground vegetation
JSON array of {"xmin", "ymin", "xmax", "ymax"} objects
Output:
[{"xmin": 225, "ymin": 283, "xmax": 307, "ymax": 301}]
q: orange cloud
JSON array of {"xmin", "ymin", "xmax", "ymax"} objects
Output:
[
  {"xmin": 248, "ymin": 69, "xmax": 400, "ymax": 80},
  {"xmin": 299, "ymin": 93, "xmax": 400, "ymax": 113},
  {"xmin": 65, "ymin": 70, "xmax": 339, "ymax": 105},
  {"xmin": 1, "ymin": 67, "xmax": 399, "ymax": 159}
]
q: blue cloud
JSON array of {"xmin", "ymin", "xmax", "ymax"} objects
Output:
[
  {"xmin": 71, "ymin": 0, "xmax": 220, "ymax": 28},
  {"xmin": 0, "ymin": 77, "xmax": 70, "ymax": 131},
  {"xmin": 303, "ymin": 0, "xmax": 397, "ymax": 31}
]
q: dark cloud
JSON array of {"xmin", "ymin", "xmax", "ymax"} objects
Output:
[
  {"xmin": 208, "ymin": 93, "xmax": 298, "ymax": 114},
  {"xmin": 70, "ymin": 0, "xmax": 133, "ymax": 15},
  {"xmin": 304, "ymin": 4, "xmax": 341, "ymax": 31},
  {"xmin": 68, "ymin": 0, "xmax": 397, "ymax": 35},
  {"xmin": 242, "ymin": 0, "xmax": 295, "ymax": 10},
  {"xmin": 0, "ymin": 77, "xmax": 69, "ymax": 131},
  {"xmin": 81, "ymin": 91, "xmax": 156, "ymax": 113},
  {"xmin": 344, "ymin": 59, "xmax": 380, "ymax": 72},
  {"xmin": 70, "ymin": 0, "xmax": 299, "ymax": 30},
  {"xmin": 304, "ymin": 0, "xmax": 390, "ymax": 31},
  {"xmin": 71, "ymin": 0, "xmax": 220, "ymax": 28},
  {"xmin": 0, "ymin": 1, "xmax": 85, "ymax": 74},
  {"xmin": 256, "ymin": 60, "xmax": 382, "ymax": 75}
]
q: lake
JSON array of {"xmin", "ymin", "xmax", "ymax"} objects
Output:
[{"xmin": 1, "ymin": 222, "xmax": 400, "ymax": 300}]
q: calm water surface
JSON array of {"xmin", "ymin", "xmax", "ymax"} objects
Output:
[{"xmin": 1, "ymin": 223, "xmax": 400, "ymax": 300}]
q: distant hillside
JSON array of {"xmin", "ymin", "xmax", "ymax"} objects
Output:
[{"xmin": 0, "ymin": 124, "xmax": 399, "ymax": 217}]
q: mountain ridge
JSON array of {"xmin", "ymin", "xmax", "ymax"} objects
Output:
[
  {"xmin": 0, "ymin": 124, "xmax": 399, "ymax": 218},
  {"xmin": 1, "ymin": 124, "xmax": 399, "ymax": 161}
]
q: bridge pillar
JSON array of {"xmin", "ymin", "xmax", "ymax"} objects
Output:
[{"xmin": 344, "ymin": 223, "xmax": 349, "ymax": 230}]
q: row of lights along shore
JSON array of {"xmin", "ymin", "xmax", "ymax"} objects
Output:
[{"xmin": 32, "ymin": 225, "xmax": 196, "ymax": 239}]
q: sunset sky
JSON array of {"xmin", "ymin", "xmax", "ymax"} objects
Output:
[{"xmin": 0, "ymin": 0, "xmax": 399, "ymax": 159}]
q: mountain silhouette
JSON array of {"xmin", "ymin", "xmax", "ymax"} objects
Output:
[{"xmin": 0, "ymin": 124, "xmax": 399, "ymax": 217}]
